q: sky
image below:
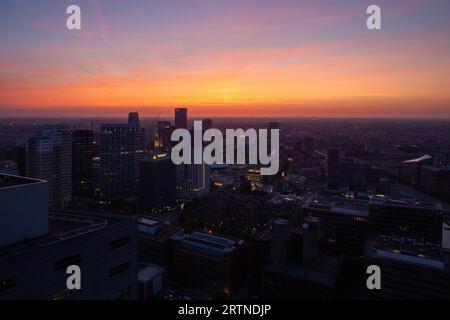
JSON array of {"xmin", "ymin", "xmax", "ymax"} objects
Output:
[{"xmin": 0, "ymin": 0, "xmax": 450, "ymax": 118}]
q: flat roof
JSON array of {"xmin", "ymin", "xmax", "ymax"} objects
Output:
[
  {"xmin": 305, "ymin": 196, "xmax": 369, "ymax": 217},
  {"xmin": 0, "ymin": 173, "xmax": 46, "ymax": 189},
  {"xmin": 174, "ymin": 231, "xmax": 244, "ymax": 256},
  {"xmin": 366, "ymin": 236, "xmax": 445, "ymax": 271},
  {"xmin": 0, "ymin": 210, "xmax": 128, "ymax": 261}
]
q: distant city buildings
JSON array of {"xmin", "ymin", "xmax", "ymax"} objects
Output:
[{"xmin": 26, "ymin": 126, "xmax": 72, "ymax": 208}]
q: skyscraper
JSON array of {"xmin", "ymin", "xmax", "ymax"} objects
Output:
[
  {"xmin": 138, "ymin": 153, "xmax": 177, "ymax": 209},
  {"xmin": 177, "ymin": 156, "xmax": 210, "ymax": 200},
  {"xmin": 72, "ymin": 130, "xmax": 94, "ymax": 197},
  {"xmin": 128, "ymin": 112, "xmax": 141, "ymax": 128},
  {"xmin": 99, "ymin": 124, "xmax": 145, "ymax": 200},
  {"xmin": 175, "ymin": 108, "xmax": 188, "ymax": 129},
  {"xmin": 26, "ymin": 126, "xmax": 72, "ymax": 208},
  {"xmin": 156, "ymin": 121, "xmax": 173, "ymax": 150}
]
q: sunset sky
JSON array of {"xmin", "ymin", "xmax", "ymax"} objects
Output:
[{"xmin": 1, "ymin": 0, "xmax": 450, "ymax": 118}]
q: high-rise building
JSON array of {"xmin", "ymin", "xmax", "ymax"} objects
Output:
[
  {"xmin": 0, "ymin": 173, "xmax": 138, "ymax": 300},
  {"xmin": 176, "ymin": 161, "xmax": 210, "ymax": 199},
  {"xmin": 138, "ymin": 153, "xmax": 176, "ymax": 209},
  {"xmin": 99, "ymin": 124, "xmax": 145, "ymax": 200},
  {"xmin": 175, "ymin": 108, "xmax": 188, "ymax": 129},
  {"xmin": 156, "ymin": 121, "xmax": 173, "ymax": 150},
  {"xmin": 128, "ymin": 112, "xmax": 141, "ymax": 128},
  {"xmin": 26, "ymin": 126, "xmax": 72, "ymax": 208},
  {"xmin": 72, "ymin": 130, "xmax": 94, "ymax": 197}
]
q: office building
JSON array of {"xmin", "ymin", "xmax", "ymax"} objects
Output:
[
  {"xmin": 177, "ymin": 159, "xmax": 210, "ymax": 200},
  {"xmin": 72, "ymin": 130, "xmax": 94, "ymax": 197},
  {"xmin": 175, "ymin": 108, "xmax": 188, "ymax": 129},
  {"xmin": 99, "ymin": 124, "xmax": 145, "ymax": 200},
  {"xmin": 261, "ymin": 219, "xmax": 342, "ymax": 299},
  {"xmin": 26, "ymin": 126, "xmax": 72, "ymax": 208},
  {"xmin": 138, "ymin": 153, "xmax": 176, "ymax": 209},
  {"xmin": 155, "ymin": 121, "xmax": 173, "ymax": 150},
  {"xmin": 302, "ymin": 196, "xmax": 369, "ymax": 257},
  {"xmin": 365, "ymin": 235, "xmax": 450, "ymax": 299},
  {"xmin": 0, "ymin": 174, "xmax": 138, "ymax": 300},
  {"xmin": 137, "ymin": 216, "xmax": 183, "ymax": 267},
  {"xmin": 171, "ymin": 231, "xmax": 248, "ymax": 297},
  {"xmin": 0, "ymin": 174, "xmax": 48, "ymax": 247},
  {"xmin": 368, "ymin": 196, "xmax": 443, "ymax": 244}
]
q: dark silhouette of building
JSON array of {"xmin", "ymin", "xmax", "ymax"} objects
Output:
[
  {"xmin": 71, "ymin": 130, "xmax": 94, "ymax": 197},
  {"xmin": 261, "ymin": 219, "xmax": 342, "ymax": 299},
  {"xmin": 26, "ymin": 126, "xmax": 72, "ymax": 208},
  {"xmin": 156, "ymin": 121, "xmax": 173, "ymax": 151},
  {"xmin": 171, "ymin": 231, "xmax": 248, "ymax": 298},
  {"xmin": 175, "ymin": 108, "xmax": 188, "ymax": 129},
  {"xmin": 0, "ymin": 175, "xmax": 138, "ymax": 300},
  {"xmin": 368, "ymin": 196, "xmax": 443, "ymax": 244},
  {"xmin": 137, "ymin": 216, "xmax": 183, "ymax": 267},
  {"xmin": 99, "ymin": 124, "xmax": 145, "ymax": 200},
  {"xmin": 128, "ymin": 112, "xmax": 141, "ymax": 128},
  {"xmin": 302, "ymin": 196, "xmax": 369, "ymax": 257},
  {"xmin": 138, "ymin": 154, "xmax": 176, "ymax": 209},
  {"xmin": 365, "ymin": 235, "xmax": 450, "ymax": 299}
]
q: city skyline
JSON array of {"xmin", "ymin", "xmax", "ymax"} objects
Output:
[{"xmin": 1, "ymin": 0, "xmax": 450, "ymax": 118}]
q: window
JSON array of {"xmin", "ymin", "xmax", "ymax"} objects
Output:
[
  {"xmin": 109, "ymin": 236, "xmax": 130, "ymax": 250},
  {"xmin": 0, "ymin": 277, "xmax": 16, "ymax": 292},
  {"xmin": 54, "ymin": 254, "xmax": 81, "ymax": 271},
  {"xmin": 109, "ymin": 262, "xmax": 131, "ymax": 277}
]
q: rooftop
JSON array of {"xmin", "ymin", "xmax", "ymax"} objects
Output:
[
  {"xmin": 369, "ymin": 195, "xmax": 442, "ymax": 210},
  {"xmin": 173, "ymin": 231, "xmax": 244, "ymax": 256},
  {"xmin": 366, "ymin": 236, "xmax": 446, "ymax": 271},
  {"xmin": 0, "ymin": 209, "xmax": 128, "ymax": 261},
  {"xmin": 305, "ymin": 195, "xmax": 369, "ymax": 217}
]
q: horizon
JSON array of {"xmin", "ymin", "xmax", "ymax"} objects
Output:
[{"xmin": 1, "ymin": 0, "xmax": 450, "ymax": 118}]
